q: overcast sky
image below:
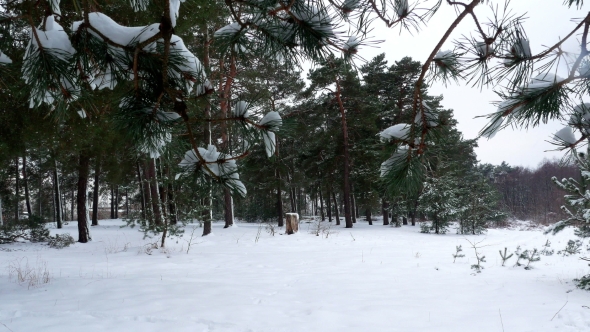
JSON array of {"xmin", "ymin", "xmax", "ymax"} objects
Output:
[{"xmin": 350, "ymin": 1, "xmax": 584, "ymax": 168}]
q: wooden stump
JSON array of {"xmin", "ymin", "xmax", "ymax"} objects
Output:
[{"xmin": 285, "ymin": 213, "xmax": 299, "ymax": 235}]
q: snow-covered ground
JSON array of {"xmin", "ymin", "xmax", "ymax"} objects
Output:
[{"xmin": 1, "ymin": 218, "xmax": 589, "ymax": 331}]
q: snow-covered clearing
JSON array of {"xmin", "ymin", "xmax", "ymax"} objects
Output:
[{"xmin": 1, "ymin": 219, "xmax": 590, "ymax": 331}]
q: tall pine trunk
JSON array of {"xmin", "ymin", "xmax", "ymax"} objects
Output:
[
  {"xmin": 77, "ymin": 153, "xmax": 91, "ymax": 243},
  {"xmin": 201, "ymin": 28, "xmax": 213, "ymax": 236},
  {"xmin": 115, "ymin": 185, "xmax": 119, "ymax": 219},
  {"xmin": 53, "ymin": 159, "xmax": 62, "ymax": 228},
  {"xmin": 92, "ymin": 157, "xmax": 100, "ymax": 226},
  {"xmin": 332, "ymin": 191, "xmax": 340, "ymax": 226},
  {"xmin": 22, "ymin": 154, "xmax": 32, "ymax": 216},
  {"xmin": 148, "ymin": 158, "xmax": 162, "ymax": 225},
  {"xmin": 382, "ymin": 199, "xmax": 389, "ymax": 225},
  {"xmin": 326, "ymin": 185, "xmax": 332, "ymax": 222},
  {"xmin": 276, "ymin": 168, "xmax": 284, "ymax": 227},
  {"xmin": 136, "ymin": 161, "xmax": 146, "ymax": 219},
  {"xmin": 15, "ymin": 157, "xmax": 19, "ymax": 222},
  {"xmin": 319, "ymin": 184, "xmax": 325, "ymax": 221},
  {"xmin": 366, "ymin": 208, "xmax": 372, "ymax": 225},
  {"xmin": 110, "ymin": 185, "xmax": 115, "ymax": 219},
  {"xmin": 334, "ymin": 78, "xmax": 352, "ymax": 228}
]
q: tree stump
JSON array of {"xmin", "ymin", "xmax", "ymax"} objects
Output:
[{"xmin": 285, "ymin": 213, "xmax": 299, "ymax": 235}]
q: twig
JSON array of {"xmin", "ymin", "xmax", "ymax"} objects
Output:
[
  {"xmin": 499, "ymin": 309, "xmax": 505, "ymax": 332},
  {"xmin": 551, "ymin": 301, "xmax": 568, "ymax": 321},
  {"xmin": 0, "ymin": 321, "xmax": 14, "ymax": 332}
]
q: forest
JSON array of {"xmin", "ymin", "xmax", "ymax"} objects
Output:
[{"xmin": 2, "ymin": 0, "xmax": 590, "ymax": 330}]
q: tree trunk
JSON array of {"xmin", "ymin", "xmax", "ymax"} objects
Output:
[
  {"xmin": 22, "ymin": 154, "xmax": 32, "ymax": 216},
  {"xmin": 351, "ymin": 192, "xmax": 357, "ymax": 224},
  {"xmin": 15, "ymin": 157, "xmax": 19, "ymax": 222},
  {"xmin": 38, "ymin": 175, "xmax": 42, "ymax": 218},
  {"xmin": 276, "ymin": 168, "xmax": 284, "ymax": 227},
  {"xmin": 335, "ymin": 79, "xmax": 353, "ymax": 228},
  {"xmin": 136, "ymin": 161, "xmax": 146, "ymax": 219},
  {"xmin": 77, "ymin": 153, "xmax": 91, "ymax": 243},
  {"xmin": 53, "ymin": 159, "xmax": 62, "ymax": 228},
  {"xmin": 0, "ymin": 197, "xmax": 3, "ymax": 226},
  {"xmin": 289, "ymin": 185, "xmax": 296, "ymax": 212},
  {"xmin": 223, "ymin": 188, "xmax": 234, "ymax": 228},
  {"xmin": 110, "ymin": 185, "xmax": 115, "ymax": 219},
  {"xmin": 403, "ymin": 216, "xmax": 408, "ymax": 225},
  {"xmin": 168, "ymin": 182, "xmax": 177, "ymax": 225},
  {"xmin": 126, "ymin": 187, "xmax": 129, "ymax": 218},
  {"xmin": 148, "ymin": 158, "xmax": 162, "ymax": 226},
  {"xmin": 115, "ymin": 185, "xmax": 119, "ymax": 219},
  {"xmin": 142, "ymin": 160, "xmax": 153, "ymax": 225},
  {"xmin": 382, "ymin": 199, "xmax": 389, "ymax": 225},
  {"xmin": 70, "ymin": 186, "xmax": 74, "ymax": 221},
  {"xmin": 92, "ymin": 157, "xmax": 100, "ymax": 226},
  {"xmin": 201, "ymin": 27, "xmax": 212, "ymax": 237},
  {"xmin": 326, "ymin": 186, "xmax": 332, "ymax": 222},
  {"xmin": 366, "ymin": 208, "xmax": 372, "ymax": 225},
  {"xmin": 332, "ymin": 191, "xmax": 340, "ymax": 226},
  {"xmin": 319, "ymin": 184, "xmax": 325, "ymax": 221},
  {"xmin": 411, "ymin": 199, "xmax": 418, "ymax": 226}
]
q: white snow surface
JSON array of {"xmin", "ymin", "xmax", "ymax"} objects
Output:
[
  {"xmin": 554, "ymin": 126, "xmax": 577, "ymax": 145},
  {"xmin": 1, "ymin": 219, "xmax": 589, "ymax": 331},
  {"xmin": 72, "ymin": 13, "xmax": 160, "ymax": 49},
  {"xmin": 379, "ymin": 123, "xmax": 410, "ymax": 142},
  {"xmin": 262, "ymin": 130, "xmax": 276, "ymax": 157}
]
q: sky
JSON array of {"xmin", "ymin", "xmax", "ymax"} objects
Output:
[{"xmin": 350, "ymin": 1, "xmax": 585, "ymax": 168}]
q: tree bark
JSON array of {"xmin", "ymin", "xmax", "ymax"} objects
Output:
[
  {"xmin": 92, "ymin": 157, "xmax": 100, "ymax": 226},
  {"xmin": 168, "ymin": 183, "xmax": 177, "ymax": 225},
  {"xmin": 142, "ymin": 160, "xmax": 153, "ymax": 225},
  {"xmin": 223, "ymin": 188, "xmax": 234, "ymax": 228},
  {"xmin": 382, "ymin": 199, "xmax": 389, "ymax": 225},
  {"xmin": 148, "ymin": 158, "xmax": 162, "ymax": 226},
  {"xmin": 110, "ymin": 185, "xmax": 115, "ymax": 219},
  {"xmin": 276, "ymin": 168, "xmax": 284, "ymax": 227},
  {"xmin": 366, "ymin": 208, "xmax": 372, "ymax": 225},
  {"xmin": 335, "ymin": 79, "xmax": 353, "ymax": 228},
  {"xmin": 351, "ymin": 192, "xmax": 357, "ymax": 224},
  {"xmin": 22, "ymin": 154, "xmax": 32, "ymax": 216},
  {"xmin": 15, "ymin": 157, "xmax": 19, "ymax": 222},
  {"xmin": 77, "ymin": 153, "xmax": 91, "ymax": 243},
  {"xmin": 136, "ymin": 161, "xmax": 146, "ymax": 220},
  {"xmin": 53, "ymin": 159, "xmax": 62, "ymax": 228},
  {"xmin": 326, "ymin": 185, "xmax": 332, "ymax": 222},
  {"xmin": 115, "ymin": 185, "xmax": 119, "ymax": 219},
  {"xmin": 319, "ymin": 184, "xmax": 325, "ymax": 221},
  {"xmin": 332, "ymin": 191, "xmax": 340, "ymax": 226}
]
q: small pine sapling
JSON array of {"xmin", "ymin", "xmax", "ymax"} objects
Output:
[
  {"xmin": 515, "ymin": 249, "xmax": 541, "ymax": 270},
  {"xmin": 499, "ymin": 247, "xmax": 513, "ymax": 266},
  {"xmin": 466, "ymin": 239, "xmax": 487, "ymax": 273},
  {"xmin": 453, "ymin": 245, "xmax": 465, "ymax": 263},
  {"xmin": 541, "ymin": 240, "xmax": 554, "ymax": 256},
  {"xmin": 558, "ymin": 240, "xmax": 582, "ymax": 256}
]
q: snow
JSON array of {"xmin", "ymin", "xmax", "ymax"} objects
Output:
[
  {"xmin": 72, "ymin": 13, "xmax": 160, "ymax": 49},
  {"xmin": 395, "ymin": 0, "xmax": 409, "ymax": 17},
  {"xmin": 554, "ymin": 127, "xmax": 577, "ymax": 145},
  {"xmin": 343, "ymin": 36, "xmax": 359, "ymax": 52},
  {"xmin": 481, "ymin": 116, "xmax": 503, "ymax": 139},
  {"xmin": 476, "ymin": 41, "xmax": 493, "ymax": 57},
  {"xmin": 179, "ymin": 145, "xmax": 246, "ymax": 196},
  {"xmin": 233, "ymin": 101, "xmax": 249, "ymax": 118},
  {"xmin": 27, "ymin": 16, "xmax": 75, "ymax": 60},
  {"xmin": 513, "ymin": 38, "xmax": 532, "ymax": 58},
  {"xmin": 169, "ymin": 0, "xmax": 184, "ymax": 28},
  {"xmin": 214, "ymin": 23, "xmax": 242, "ymax": 37},
  {"xmin": 1, "ymin": 219, "xmax": 589, "ymax": 331},
  {"xmin": 433, "ymin": 50, "xmax": 453, "ymax": 61},
  {"xmin": 262, "ymin": 131, "xmax": 276, "ymax": 157},
  {"xmin": 379, "ymin": 123, "xmax": 410, "ymax": 142},
  {"xmin": 0, "ymin": 51, "xmax": 11, "ymax": 64},
  {"xmin": 259, "ymin": 111, "xmax": 282, "ymax": 131}
]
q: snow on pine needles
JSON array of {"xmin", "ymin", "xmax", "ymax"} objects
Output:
[{"xmin": 1, "ymin": 219, "xmax": 590, "ymax": 331}]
